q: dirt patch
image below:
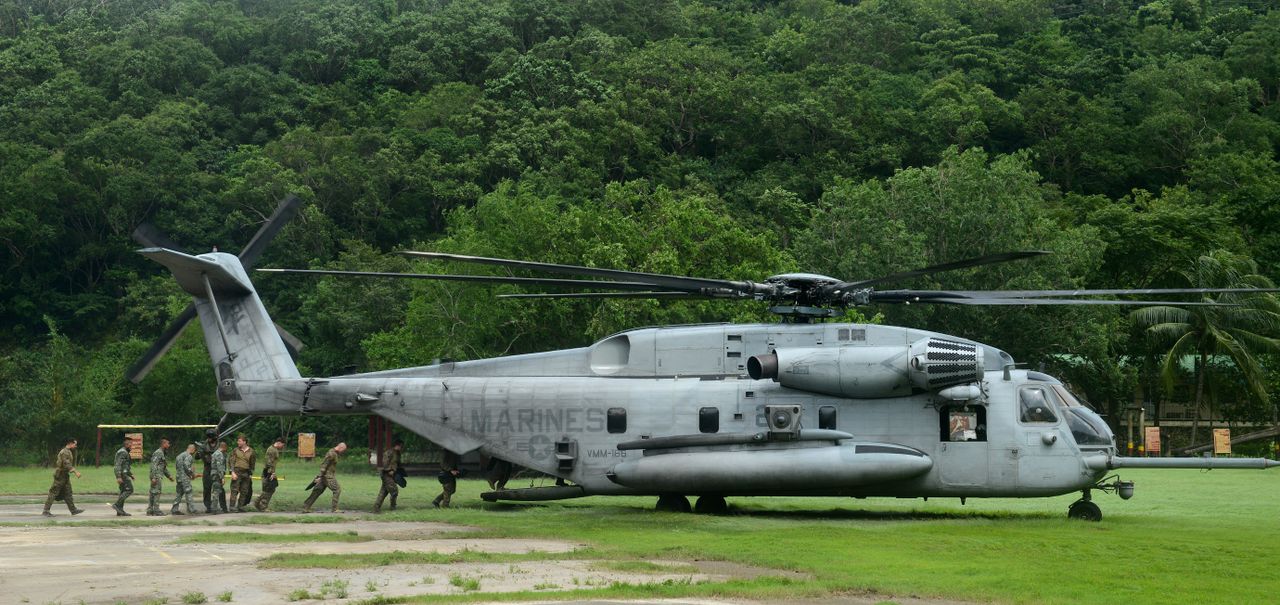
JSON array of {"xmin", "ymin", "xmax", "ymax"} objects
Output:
[
  {"xmin": 0, "ymin": 505, "xmax": 780, "ymax": 605},
  {"xmin": 0, "ymin": 503, "xmax": 969, "ymax": 605}
]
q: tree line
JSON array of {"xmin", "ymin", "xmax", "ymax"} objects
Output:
[{"xmin": 3, "ymin": 0, "xmax": 1279, "ymax": 461}]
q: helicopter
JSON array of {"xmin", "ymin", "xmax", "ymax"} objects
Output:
[{"xmin": 128, "ymin": 196, "xmax": 1278, "ymax": 521}]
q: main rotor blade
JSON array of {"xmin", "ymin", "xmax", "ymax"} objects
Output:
[
  {"xmin": 125, "ymin": 304, "xmax": 197, "ymax": 384},
  {"xmin": 400, "ymin": 251, "xmax": 768, "ymax": 296},
  {"xmin": 497, "ymin": 292, "xmax": 707, "ymax": 300},
  {"xmin": 879, "ymin": 287, "xmax": 1280, "ymax": 299},
  {"xmin": 905, "ymin": 297, "xmax": 1234, "ymax": 306},
  {"xmin": 257, "ymin": 268, "xmax": 678, "ymax": 291},
  {"xmin": 834, "ymin": 251, "xmax": 1050, "ymax": 289},
  {"xmin": 238, "ymin": 194, "xmax": 302, "ymax": 267}
]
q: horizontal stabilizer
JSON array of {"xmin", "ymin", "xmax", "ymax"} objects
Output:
[{"xmin": 138, "ymin": 248, "xmax": 251, "ymax": 297}]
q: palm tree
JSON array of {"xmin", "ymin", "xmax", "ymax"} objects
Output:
[{"xmin": 1131, "ymin": 251, "xmax": 1280, "ymax": 447}]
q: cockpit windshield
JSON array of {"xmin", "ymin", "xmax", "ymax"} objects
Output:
[
  {"xmin": 1051, "ymin": 386, "xmax": 1112, "ymax": 447},
  {"xmin": 1052, "ymin": 385, "xmax": 1096, "ymax": 411}
]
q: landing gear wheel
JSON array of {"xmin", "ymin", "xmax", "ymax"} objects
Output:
[
  {"xmin": 1067, "ymin": 499, "xmax": 1102, "ymax": 522},
  {"xmin": 694, "ymin": 495, "xmax": 728, "ymax": 515},
  {"xmin": 656, "ymin": 494, "xmax": 691, "ymax": 513}
]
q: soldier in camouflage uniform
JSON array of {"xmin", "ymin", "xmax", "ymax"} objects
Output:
[
  {"xmin": 254, "ymin": 437, "xmax": 284, "ymax": 512},
  {"xmin": 373, "ymin": 439, "xmax": 403, "ymax": 513},
  {"xmin": 208, "ymin": 441, "xmax": 228, "ymax": 514},
  {"xmin": 171, "ymin": 443, "xmax": 198, "ymax": 515},
  {"xmin": 146, "ymin": 438, "xmax": 174, "ymax": 516},
  {"xmin": 194, "ymin": 429, "xmax": 220, "ymax": 513},
  {"xmin": 43, "ymin": 437, "xmax": 84, "ymax": 516},
  {"xmin": 302, "ymin": 442, "xmax": 346, "ymax": 513},
  {"xmin": 112, "ymin": 435, "xmax": 135, "ymax": 516},
  {"xmin": 229, "ymin": 434, "xmax": 256, "ymax": 512},
  {"xmin": 433, "ymin": 466, "xmax": 460, "ymax": 508}
]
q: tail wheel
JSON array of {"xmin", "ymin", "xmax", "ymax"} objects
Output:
[{"xmin": 1067, "ymin": 499, "xmax": 1102, "ymax": 522}]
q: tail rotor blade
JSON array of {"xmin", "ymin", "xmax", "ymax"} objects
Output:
[
  {"xmin": 125, "ymin": 304, "xmax": 197, "ymax": 383},
  {"xmin": 131, "ymin": 222, "xmax": 184, "ymax": 251},
  {"xmin": 275, "ymin": 323, "xmax": 305, "ymax": 359},
  {"xmin": 239, "ymin": 194, "xmax": 303, "ymax": 268}
]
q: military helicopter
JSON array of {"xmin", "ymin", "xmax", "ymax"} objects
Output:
[{"xmin": 128, "ymin": 196, "xmax": 1278, "ymax": 521}]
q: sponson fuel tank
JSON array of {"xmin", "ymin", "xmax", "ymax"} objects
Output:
[
  {"xmin": 607, "ymin": 443, "xmax": 933, "ymax": 493},
  {"xmin": 747, "ymin": 337, "xmax": 984, "ymax": 398}
]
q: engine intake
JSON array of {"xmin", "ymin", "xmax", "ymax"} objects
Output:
[{"xmin": 747, "ymin": 337, "xmax": 983, "ymax": 398}]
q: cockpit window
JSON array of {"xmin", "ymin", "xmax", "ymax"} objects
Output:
[{"xmin": 1019, "ymin": 386, "xmax": 1059, "ymax": 423}]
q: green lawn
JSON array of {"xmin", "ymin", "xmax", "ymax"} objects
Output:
[{"xmin": 5, "ymin": 460, "xmax": 1278, "ymax": 604}]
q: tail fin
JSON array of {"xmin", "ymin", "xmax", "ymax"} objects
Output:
[{"xmin": 140, "ymin": 248, "xmax": 300, "ymax": 393}]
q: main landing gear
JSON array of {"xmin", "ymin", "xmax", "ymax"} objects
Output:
[
  {"xmin": 655, "ymin": 494, "xmax": 729, "ymax": 514},
  {"xmin": 655, "ymin": 494, "xmax": 690, "ymax": 512}
]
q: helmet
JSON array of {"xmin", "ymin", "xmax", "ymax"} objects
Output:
[{"xmin": 205, "ymin": 428, "xmax": 218, "ymax": 438}]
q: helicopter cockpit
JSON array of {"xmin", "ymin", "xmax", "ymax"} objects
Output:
[{"xmin": 1021, "ymin": 373, "xmax": 1114, "ymax": 449}]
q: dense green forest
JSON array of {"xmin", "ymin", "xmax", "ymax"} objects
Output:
[{"xmin": 2, "ymin": 0, "xmax": 1279, "ymax": 462}]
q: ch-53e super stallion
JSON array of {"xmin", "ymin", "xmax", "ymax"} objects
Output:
[{"xmin": 128, "ymin": 196, "xmax": 1278, "ymax": 521}]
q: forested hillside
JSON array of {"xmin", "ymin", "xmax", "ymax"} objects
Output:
[{"xmin": 2, "ymin": 0, "xmax": 1278, "ymax": 460}]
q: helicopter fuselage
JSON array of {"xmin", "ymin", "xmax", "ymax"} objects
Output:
[{"xmin": 225, "ymin": 321, "xmax": 1113, "ymax": 499}]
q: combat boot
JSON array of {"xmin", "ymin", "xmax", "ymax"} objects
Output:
[
  {"xmin": 41, "ymin": 510, "xmax": 53, "ymax": 517},
  {"xmin": 70, "ymin": 508, "xmax": 84, "ymax": 515}
]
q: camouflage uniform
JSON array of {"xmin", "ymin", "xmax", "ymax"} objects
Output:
[
  {"xmin": 374, "ymin": 448, "xmax": 401, "ymax": 512},
  {"xmin": 433, "ymin": 467, "xmax": 458, "ymax": 509},
  {"xmin": 208, "ymin": 448, "xmax": 227, "ymax": 513},
  {"xmin": 229, "ymin": 445, "xmax": 255, "ymax": 512},
  {"xmin": 302, "ymin": 448, "xmax": 341, "ymax": 512},
  {"xmin": 194, "ymin": 438, "xmax": 222, "ymax": 513},
  {"xmin": 43, "ymin": 446, "xmax": 81, "ymax": 515},
  {"xmin": 112, "ymin": 446, "xmax": 134, "ymax": 514},
  {"xmin": 147, "ymin": 447, "xmax": 174, "ymax": 515},
  {"xmin": 171, "ymin": 450, "xmax": 196, "ymax": 515},
  {"xmin": 254, "ymin": 444, "xmax": 281, "ymax": 511}
]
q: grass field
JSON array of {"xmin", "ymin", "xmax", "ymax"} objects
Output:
[{"xmin": 6, "ymin": 459, "xmax": 1278, "ymax": 604}]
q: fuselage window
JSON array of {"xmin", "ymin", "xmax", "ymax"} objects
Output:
[
  {"xmin": 699, "ymin": 407, "xmax": 719, "ymax": 433},
  {"xmin": 607, "ymin": 407, "xmax": 627, "ymax": 433},
  {"xmin": 938, "ymin": 404, "xmax": 986, "ymax": 441},
  {"xmin": 818, "ymin": 405, "xmax": 837, "ymax": 430},
  {"xmin": 1019, "ymin": 386, "xmax": 1059, "ymax": 423}
]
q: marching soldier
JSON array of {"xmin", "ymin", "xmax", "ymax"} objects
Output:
[
  {"xmin": 194, "ymin": 429, "xmax": 219, "ymax": 513},
  {"xmin": 254, "ymin": 437, "xmax": 284, "ymax": 512},
  {"xmin": 302, "ymin": 442, "xmax": 346, "ymax": 513},
  {"xmin": 208, "ymin": 441, "xmax": 228, "ymax": 514},
  {"xmin": 373, "ymin": 439, "xmax": 403, "ymax": 513},
  {"xmin": 112, "ymin": 435, "xmax": 136, "ymax": 516},
  {"xmin": 229, "ymin": 434, "xmax": 256, "ymax": 512},
  {"xmin": 433, "ymin": 454, "xmax": 460, "ymax": 509},
  {"xmin": 171, "ymin": 443, "xmax": 198, "ymax": 515},
  {"xmin": 42, "ymin": 437, "xmax": 84, "ymax": 517},
  {"xmin": 147, "ymin": 438, "xmax": 174, "ymax": 515}
]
